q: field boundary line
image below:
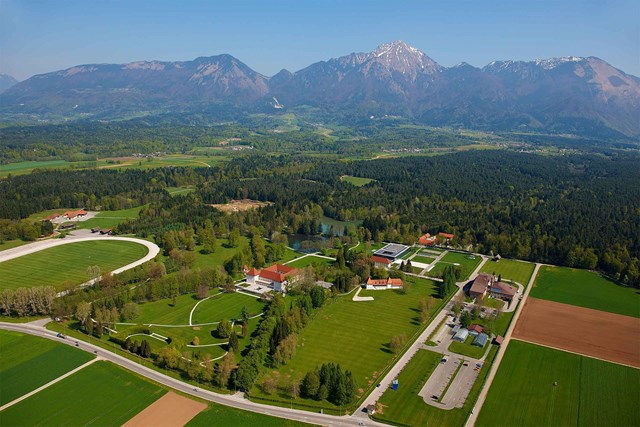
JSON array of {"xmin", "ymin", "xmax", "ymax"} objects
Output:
[
  {"xmin": 511, "ymin": 337, "xmax": 640, "ymax": 370},
  {"xmin": 0, "ymin": 357, "xmax": 99, "ymax": 411}
]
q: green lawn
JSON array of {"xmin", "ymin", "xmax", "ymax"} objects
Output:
[
  {"xmin": 531, "ymin": 265, "xmax": 640, "ymax": 318},
  {"xmin": 250, "ymin": 276, "xmax": 448, "ymax": 411},
  {"xmin": 448, "ymin": 335, "xmax": 487, "ymax": 359},
  {"xmin": 412, "ymin": 255, "xmax": 436, "ymax": 264},
  {"xmin": 340, "ymin": 175, "xmax": 374, "ymax": 186},
  {"xmin": 480, "ymin": 258, "xmax": 536, "ymax": 286},
  {"xmin": 370, "ymin": 349, "xmax": 442, "ymax": 425},
  {"xmin": 187, "ymin": 403, "xmax": 313, "ymax": 427},
  {"xmin": 286, "ymin": 255, "xmax": 335, "ymax": 268},
  {"xmin": 0, "ymin": 160, "xmax": 73, "ymax": 177},
  {"xmin": 0, "ymin": 240, "xmax": 149, "ymax": 290},
  {"xmin": 0, "ymin": 361, "xmax": 165, "ymax": 426},
  {"xmin": 0, "ymin": 239, "xmax": 28, "ymax": 252},
  {"xmin": 428, "ymin": 252, "xmax": 482, "ymax": 280},
  {"xmin": 0, "ymin": 330, "xmax": 95, "ymax": 405},
  {"xmin": 477, "ymin": 340, "xmax": 640, "ymax": 427},
  {"xmin": 191, "ymin": 292, "xmax": 265, "ymax": 324},
  {"xmin": 78, "ymin": 206, "xmax": 143, "ymax": 230}
]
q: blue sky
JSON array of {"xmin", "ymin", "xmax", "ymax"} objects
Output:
[{"xmin": 1, "ymin": 0, "xmax": 638, "ymax": 80}]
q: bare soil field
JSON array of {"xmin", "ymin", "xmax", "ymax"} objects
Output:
[
  {"xmin": 122, "ymin": 391, "xmax": 206, "ymax": 427},
  {"xmin": 209, "ymin": 199, "xmax": 272, "ymax": 212},
  {"xmin": 513, "ymin": 297, "xmax": 640, "ymax": 368}
]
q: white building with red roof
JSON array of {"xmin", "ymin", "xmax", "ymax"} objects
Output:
[
  {"xmin": 245, "ymin": 263, "xmax": 301, "ymax": 293},
  {"xmin": 371, "ymin": 255, "xmax": 392, "ymax": 270},
  {"xmin": 365, "ymin": 277, "xmax": 404, "ymax": 290}
]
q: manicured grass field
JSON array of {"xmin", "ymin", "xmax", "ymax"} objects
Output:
[
  {"xmin": 78, "ymin": 206, "xmax": 143, "ymax": 230},
  {"xmin": 412, "ymin": 255, "xmax": 436, "ymax": 264},
  {"xmin": 477, "ymin": 340, "xmax": 640, "ymax": 426},
  {"xmin": 448, "ymin": 336, "xmax": 487, "ymax": 359},
  {"xmin": 531, "ymin": 265, "xmax": 640, "ymax": 318},
  {"xmin": 286, "ymin": 255, "xmax": 335, "ymax": 268},
  {"xmin": 0, "ymin": 361, "xmax": 165, "ymax": 426},
  {"xmin": 0, "ymin": 240, "xmax": 149, "ymax": 290},
  {"xmin": 187, "ymin": 403, "xmax": 312, "ymax": 427},
  {"xmin": 480, "ymin": 258, "xmax": 535, "ymax": 286},
  {"xmin": 0, "ymin": 159, "xmax": 73, "ymax": 177},
  {"xmin": 0, "ymin": 330, "xmax": 94, "ymax": 405},
  {"xmin": 191, "ymin": 292, "xmax": 265, "ymax": 324},
  {"xmin": 428, "ymin": 252, "xmax": 482, "ymax": 280},
  {"xmin": 374, "ymin": 349, "xmax": 442, "ymax": 425},
  {"xmin": 251, "ymin": 276, "xmax": 447, "ymax": 410},
  {"xmin": 340, "ymin": 175, "xmax": 374, "ymax": 186}
]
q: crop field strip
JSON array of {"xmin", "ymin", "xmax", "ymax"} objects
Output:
[
  {"xmin": 477, "ymin": 340, "xmax": 640, "ymax": 427},
  {"xmin": 531, "ymin": 265, "xmax": 640, "ymax": 317},
  {"xmin": 0, "ymin": 240, "xmax": 149, "ymax": 290},
  {"xmin": 0, "ymin": 361, "xmax": 165, "ymax": 426},
  {"xmin": 0, "ymin": 330, "xmax": 95, "ymax": 406}
]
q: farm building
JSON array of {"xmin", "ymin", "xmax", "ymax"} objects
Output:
[
  {"xmin": 494, "ymin": 335, "xmax": 504, "ymax": 346},
  {"xmin": 469, "ymin": 273, "xmax": 516, "ymax": 301},
  {"xmin": 438, "ymin": 232, "xmax": 454, "ymax": 241},
  {"xmin": 469, "ymin": 324, "xmax": 484, "ymax": 334},
  {"xmin": 371, "ymin": 255, "xmax": 393, "ymax": 269},
  {"xmin": 365, "ymin": 277, "xmax": 403, "ymax": 290},
  {"xmin": 246, "ymin": 264, "xmax": 301, "ymax": 293},
  {"xmin": 45, "ymin": 213, "xmax": 63, "ymax": 221},
  {"xmin": 373, "ymin": 243, "xmax": 410, "ymax": 261},
  {"xmin": 453, "ymin": 328, "xmax": 469, "ymax": 342},
  {"xmin": 419, "ymin": 233, "xmax": 437, "ymax": 245},
  {"xmin": 64, "ymin": 209, "xmax": 88, "ymax": 220},
  {"xmin": 472, "ymin": 332, "xmax": 489, "ymax": 347}
]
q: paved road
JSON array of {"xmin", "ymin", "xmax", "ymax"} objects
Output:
[
  {"xmin": 0, "ymin": 321, "xmax": 389, "ymax": 427},
  {"xmin": 465, "ymin": 263, "xmax": 541, "ymax": 427}
]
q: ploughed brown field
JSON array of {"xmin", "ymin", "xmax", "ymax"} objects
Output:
[
  {"xmin": 513, "ymin": 297, "xmax": 640, "ymax": 368},
  {"xmin": 209, "ymin": 199, "xmax": 272, "ymax": 212},
  {"xmin": 122, "ymin": 391, "xmax": 206, "ymax": 427}
]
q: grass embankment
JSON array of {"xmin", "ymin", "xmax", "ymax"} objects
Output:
[
  {"xmin": 531, "ymin": 265, "xmax": 640, "ymax": 318},
  {"xmin": 480, "ymin": 258, "xmax": 536, "ymax": 286},
  {"xmin": 0, "ymin": 361, "xmax": 165, "ymax": 426},
  {"xmin": 0, "ymin": 330, "xmax": 95, "ymax": 405},
  {"xmin": 0, "ymin": 240, "xmax": 149, "ymax": 290},
  {"xmin": 477, "ymin": 340, "xmax": 640, "ymax": 426}
]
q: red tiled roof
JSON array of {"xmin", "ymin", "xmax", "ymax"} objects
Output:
[
  {"xmin": 371, "ymin": 255, "xmax": 392, "ymax": 265},
  {"xmin": 495, "ymin": 336, "xmax": 504, "ymax": 344},
  {"xmin": 469, "ymin": 324, "xmax": 484, "ymax": 333},
  {"xmin": 247, "ymin": 268, "xmax": 260, "ymax": 276},
  {"xmin": 247, "ymin": 263, "xmax": 299, "ymax": 283},
  {"xmin": 438, "ymin": 232, "xmax": 454, "ymax": 239},
  {"xmin": 366, "ymin": 277, "xmax": 403, "ymax": 286},
  {"xmin": 45, "ymin": 213, "xmax": 60, "ymax": 221},
  {"xmin": 419, "ymin": 233, "xmax": 436, "ymax": 245},
  {"xmin": 470, "ymin": 273, "xmax": 493, "ymax": 295},
  {"xmin": 259, "ymin": 269, "xmax": 286, "ymax": 283}
]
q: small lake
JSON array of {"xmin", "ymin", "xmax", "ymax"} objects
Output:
[{"xmin": 287, "ymin": 217, "xmax": 362, "ymax": 252}]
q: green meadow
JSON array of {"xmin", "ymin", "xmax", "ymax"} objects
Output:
[
  {"xmin": 429, "ymin": 252, "xmax": 482, "ymax": 280},
  {"xmin": 480, "ymin": 258, "xmax": 536, "ymax": 286}
]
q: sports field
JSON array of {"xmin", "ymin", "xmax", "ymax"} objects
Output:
[
  {"xmin": 0, "ymin": 361, "xmax": 165, "ymax": 426},
  {"xmin": 251, "ymin": 276, "xmax": 446, "ymax": 410},
  {"xmin": 0, "ymin": 330, "xmax": 94, "ymax": 405},
  {"xmin": 531, "ymin": 265, "xmax": 640, "ymax": 317},
  {"xmin": 428, "ymin": 252, "xmax": 482, "ymax": 280},
  {"xmin": 339, "ymin": 175, "xmax": 374, "ymax": 186},
  {"xmin": 286, "ymin": 255, "xmax": 335, "ymax": 268},
  {"xmin": 480, "ymin": 258, "xmax": 535, "ymax": 286},
  {"xmin": 477, "ymin": 340, "xmax": 640, "ymax": 426},
  {"xmin": 0, "ymin": 240, "xmax": 149, "ymax": 290}
]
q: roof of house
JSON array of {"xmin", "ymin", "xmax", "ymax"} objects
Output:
[
  {"xmin": 472, "ymin": 332, "xmax": 489, "ymax": 346},
  {"xmin": 371, "ymin": 255, "xmax": 392, "ymax": 265},
  {"xmin": 470, "ymin": 273, "xmax": 493, "ymax": 295},
  {"xmin": 438, "ymin": 232, "xmax": 454, "ymax": 239},
  {"xmin": 45, "ymin": 213, "xmax": 61, "ymax": 221},
  {"xmin": 247, "ymin": 268, "xmax": 260, "ymax": 276},
  {"xmin": 247, "ymin": 263, "xmax": 299, "ymax": 284},
  {"xmin": 419, "ymin": 233, "xmax": 436, "ymax": 245},
  {"xmin": 366, "ymin": 277, "xmax": 403, "ymax": 286},
  {"xmin": 469, "ymin": 324, "xmax": 484, "ymax": 333},
  {"xmin": 490, "ymin": 281, "xmax": 517, "ymax": 297},
  {"xmin": 495, "ymin": 335, "xmax": 504, "ymax": 344},
  {"xmin": 64, "ymin": 209, "xmax": 87, "ymax": 219}
]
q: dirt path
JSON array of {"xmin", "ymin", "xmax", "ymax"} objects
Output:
[{"xmin": 122, "ymin": 391, "xmax": 207, "ymax": 427}]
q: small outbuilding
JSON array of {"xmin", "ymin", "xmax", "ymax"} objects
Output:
[
  {"xmin": 472, "ymin": 332, "xmax": 489, "ymax": 347},
  {"xmin": 453, "ymin": 328, "xmax": 469, "ymax": 342},
  {"xmin": 493, "ymin": 335, "xmax": 504, "ymax": 346}
]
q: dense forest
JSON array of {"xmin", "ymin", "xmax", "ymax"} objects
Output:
[{"xmin": 1, "ymin": 149, "xmax": 639, "ymax": 286}]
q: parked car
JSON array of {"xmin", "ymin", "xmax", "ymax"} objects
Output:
[{"xmin": 56, "ymin": 333, "xmax": 66, "ymax": 339}]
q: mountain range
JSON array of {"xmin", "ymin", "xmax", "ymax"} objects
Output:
[
  {"xmin": 1, "ymin": 40, "xmax": 638, "ymax": 137},
  {"xmin": 0, "ymin": 74, "xmax": 19, "ymax": 94}
]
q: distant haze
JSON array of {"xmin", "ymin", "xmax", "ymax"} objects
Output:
[{"xmin": 0, "ymin": 0, "xmax": 638, "ymax": 80}]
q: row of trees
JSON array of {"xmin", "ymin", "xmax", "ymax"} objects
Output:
[
  {"xmin": 300, "ymin": 363, "xmax": 357, "ymax": 406},
  {"xmin": 0, "ymin": 286, "xmax": 56, "ymax": 317}
]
